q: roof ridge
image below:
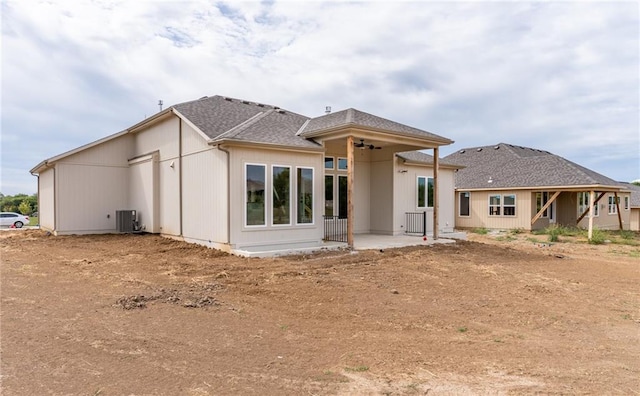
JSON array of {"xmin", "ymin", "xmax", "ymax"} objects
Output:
[
  {"xmin": 346, "ymin": 108, "xmax": 354, "ymax": 124},
  {"xmin": 214, "ymin": 110, "xmax": 273, "ymax": 141}
]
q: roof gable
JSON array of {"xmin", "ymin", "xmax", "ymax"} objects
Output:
[
  {"xmin": 444, "ymin": 143, "xmax": 620, "ymax": 189},
  {"xmin": 299, "ymin": 108, "xmax": 452, "ymax": 144}
]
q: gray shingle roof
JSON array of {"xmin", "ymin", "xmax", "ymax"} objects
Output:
[
  {"xmin": 299, "ymin": 108, "xmax": 452, "ymax": 144},
  {"xmin": 444, "ymin": 143, "xmax": 621, "ymax": 190},
  {"xmin": 171, "ymin": 96, "xmax": 453, "ymax": 149},
  {"xmin": 619, "ymin": 182, "xmax": 640, "ymax": 207},
  {"xmin": 396, "ymin": 151, "xmax": 463, "ymax": 168}
]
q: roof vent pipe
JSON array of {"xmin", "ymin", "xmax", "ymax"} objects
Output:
[
  {"xmin": 158, "ymin": 100, "xmax": 163, "ymax": 111},
  {"xmin": 325, "ymin": 106, "xmax": 331, "ymax": 114}
]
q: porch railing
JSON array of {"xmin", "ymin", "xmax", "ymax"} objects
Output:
[
  {"xmin": 405, "ymin": 212, "xmax": 426, "ymax": 236},
  {"xmin": 323, "ymin": 215, "xmax": 347, "ymax": 243}
]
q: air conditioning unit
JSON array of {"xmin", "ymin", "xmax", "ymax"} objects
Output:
[{"xmin": 116, "ymin": 210, "xmax": 137, "ymax": 233}]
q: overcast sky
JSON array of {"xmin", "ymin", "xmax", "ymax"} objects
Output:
[{"xmin": 1, "ymin": 1, "xmax": 638, "ymax": 195}]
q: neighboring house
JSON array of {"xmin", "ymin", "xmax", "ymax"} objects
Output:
[
  {"xmin": 619, "ymin": 182, "xmax": 640, "ymax": 231},
  {"xmin": 30, "ymin": 95, "xmax": 458, "ymax": 256},
  {"xmin": 443, "ymin": 143, "xmax": 632, "ymax": 232}
]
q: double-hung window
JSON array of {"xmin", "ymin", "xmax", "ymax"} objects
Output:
[
  {"xmin": 417, "ymin": 176, "xmax": 434, "ymax": 208},
  {"xmin": 488, "ymin": 195, "xmax": 501, "ymax": 216},
  {"xmin": 503, "ymin": 194, "xmax": 516, "ymax": 216},
  {"xmin": 578, "ymin": 192, "xmax": 599, "ymax": 217},
  {"xmin": 608, "ymin": 196, "xmax": 618, "ymax": 215},
  {"xmin": 624, "ymin": 196, "xmax": 629, "ymax": 211}
]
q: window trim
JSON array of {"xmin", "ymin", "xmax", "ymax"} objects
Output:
[
  {"xmin": 324, "ymin": 156, "xmax": 334, "ymax": 170},
  {"xmin": 296, "ymin": 166, "xmax": 314, "ymax": 225},
  {"xmin": 458, "ymin": 191, "xmax": 470, "ymax": 217},
  {"xmin": 337, "ymin": 157, "xmax": 348, "ymax": 171},
  {"xmin": 417, "ymin": 176, "xmax": 434, "ymax": 209},
  {"xmin": 503, "ymin": 194, "xmax": 516, "ymax": 217},
  {"xmin": 608, "ymin": 195, "xmax": 618, "ymax": 215},
  {"xmin": 271, "ymin": 164, "xmax": 292, "ymax": 226},
  {"xmin": 624, "ymin": 196, "xmax": 630, "ymax": 211},
  {"xmin": 244, "ymin": 163, "xmax": 267, "ymax": 228},
  {"xmin": 488, "ymin": 194, "xmax": 501, "ymax": 216},
  {"xmin": 577, "ymin": 192, "xmax": 599, "ymax": 217},
  {"xmin": 324, "ymin": 174, "xmax": 335, "ymax": 217}
]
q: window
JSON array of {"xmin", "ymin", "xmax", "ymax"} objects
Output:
[
  {"xmin": 624, "ymin": 196, "xmax": 629, "ymax": 210},
  {"xmin": 337, "ymin": 157, "xmax": 348, "ymax": 171},
  {"xmin": 324, "ymin": 175, "xmax": 334, "ymax": 216},
  {"xmin": 338, "ymin": 175, "xmax": 348, "ymax": 218},
  {"xmin": 536, "ymin": 192, "xmax": 548, "ymax": 218},
  {"xmin": 578, "ymin": 192, "xmax": 598, "ymax": 217},
  {"xmin": 272, "ymin": 166, "xmax": 291, "ymax": 225},
  {"xmin": 489, "ymin": 195, "xmax": 501, "ymax": 216},
  {"xmin": 297, "ymin": 168, "xmax": 313, "ymax": 224},
  {"xmin": 246, "ymin": 164, "xmax": 266, "ymax": 226},
  {"xmin": 608, "ymin": 196, "xmax": 618, "ymax": 215},
  {"xmin": 459, "ymin": 192, "xmax": 470, "ymax": 217},
  {"xmin": 324, "ymin": 157, "xmax": 334, "ymax": 169},
  {"xmin": 503, "ymin": 194, "xmax": 516, "ymax": 216},
  {"xmin": 417, "ymin": 176, "xmax": 434, "ymax": 208}
]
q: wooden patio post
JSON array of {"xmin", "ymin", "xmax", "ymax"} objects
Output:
[
  {"xmin": 588, "ymin": 190, "xmax": 595, "ymax": 240},
  {"xmin": 347, "ymin": 136, "xmax": 354, "ymax": 247},
  {"xmin": 614, "ymin": 192, "xmax": 623, "ymax": 230},
  {"xmin": 433, "ymin": 147, "xmax": 439, "ymax": 240}
]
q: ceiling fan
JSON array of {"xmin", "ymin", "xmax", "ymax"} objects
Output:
[{"xmin": 354, "ymin": 139, "xmax": 382, "ymax": 150}]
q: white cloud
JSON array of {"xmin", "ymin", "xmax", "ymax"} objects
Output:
[{"xmin": 1, "ymin": 0, "xmax": 638, "ymax": 195}]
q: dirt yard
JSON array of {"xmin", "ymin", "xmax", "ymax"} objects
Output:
[{"xmin": 1, "ymin": 230, "xmax": 639, "ymax": 395}]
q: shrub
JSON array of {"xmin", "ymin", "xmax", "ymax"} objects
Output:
[
  {"xmin": 588, "ymin": 228, "xmax": 606, "ymax": 245},
  {"xmin": 547, "ymin": 224, "xmax": 561, "ymax": 242}
]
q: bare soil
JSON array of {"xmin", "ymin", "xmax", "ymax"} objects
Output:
[{"xmin": 1, "ymin": 229, "xmax": 639, "ymax": 395}]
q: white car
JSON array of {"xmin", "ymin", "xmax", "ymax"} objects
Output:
[{"xmin": 0, "ymin": 212, "xmax": 30, "ymax": 228}]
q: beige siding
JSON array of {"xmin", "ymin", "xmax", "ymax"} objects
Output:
[
  {"xmin": 577, "ymin": 192, "xmax": 631, "ymax": 230},
  {"xmin": 630, "ymin": 208, "xmax": 640, "ymax": 231},
  {"xmin": 229, "ymin": 147, "xmax": 323, "ymax": 251},
  {"xmin": 354, "ymin": 158, "xmax": 371, "ymax": 233},
  {"xmin": 455, "ymin": 190, "xmax": 533, "ymax": 230},
  {"xmin": 56, "ymin": 163, "xmax": 128, "ymax": 233},
  {"xmin": 134, "ymin": 117, "xmax": 179, "ymax": 160},
  {"xmin": 181, "ymin": 121, "xmax": 228, "ymax": 245},
  {"xmin": 394, "ymin": 158, "xmax": 456, "ymax": 235},
  {"xmin": 132, "ymin": 117, "xmax": 181, "ymax": 236},
  {"xmin": 38, "ymin": 168, "xmax": 55, "ymax": 231},
  {"xmin": 370, "ymin": 159, "xmax": 393, "ymax": 234},
  {"xmin": 129, "ymin": 154, "xmax": 159, "ymax": 233},
  {"xmin": 54, "ymin": 135, "xmax": 132, "ymax": 233}
]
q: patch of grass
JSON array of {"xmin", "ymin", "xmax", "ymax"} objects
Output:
[
  {"xmin": 345, "ymin": 365, "xmax": 369, "ymax": 372},
  {"xmin": 496, "ymin": 235, "xmax": 516, "ymax": 242},
  {"xmin": 279, "ymin": 324, "xmax": 289, "ymax": 331},
  {"xmin": 457, "ymin": 326, "xmax": 468, "ymax": 333},
  {"xmin": 29, "ymin": 216, "xmax": 38, "ymax": 226},
  {"xmin": 472, "ymin": 227, "xmax": 488, "ymax": 235},
  {"xmin": 526, "ymin": 237, "xmax": 541, "ymax": 243},
  {"xmin": 588, "ymin": 228, "xmax": 606, "ymax": 245},
  {"xmin": 621, "ymin": 314, "xmax": 632, "ymax": 320},
  {"xmin": 509, "ymin": 228, "xmax": 525, "ymax": 234},
  {"xmin": 620, "ymin": 230, "xmax": 635, "ymax": 240},
  {"xmin": 547, "ymin": 225, "xmax": 562, "ymax": 242}
]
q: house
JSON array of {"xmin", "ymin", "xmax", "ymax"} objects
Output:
[
  {"xmin": 30, "ymin": 95, "xmax": 460, "ymax": 256},
  {"xmin": 443, "ymin": 143, "xmax": 632, "ymax": 234},
  {"xmin": 619, "ymin": 182, "xmax": 640, "ymax": 231}
]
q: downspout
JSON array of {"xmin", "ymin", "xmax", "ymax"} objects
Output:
[
  {"xmin": 179, "ymin": 119, "xmax": 183, "ymax": 236},
  {"xmin": 217, "ymin": 145, "xmax": 231, "ymax": 245}
]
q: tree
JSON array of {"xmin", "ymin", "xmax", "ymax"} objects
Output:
[{"xmin": 18, "ymin": 200, "xmax": 32, "ymax": 215}]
